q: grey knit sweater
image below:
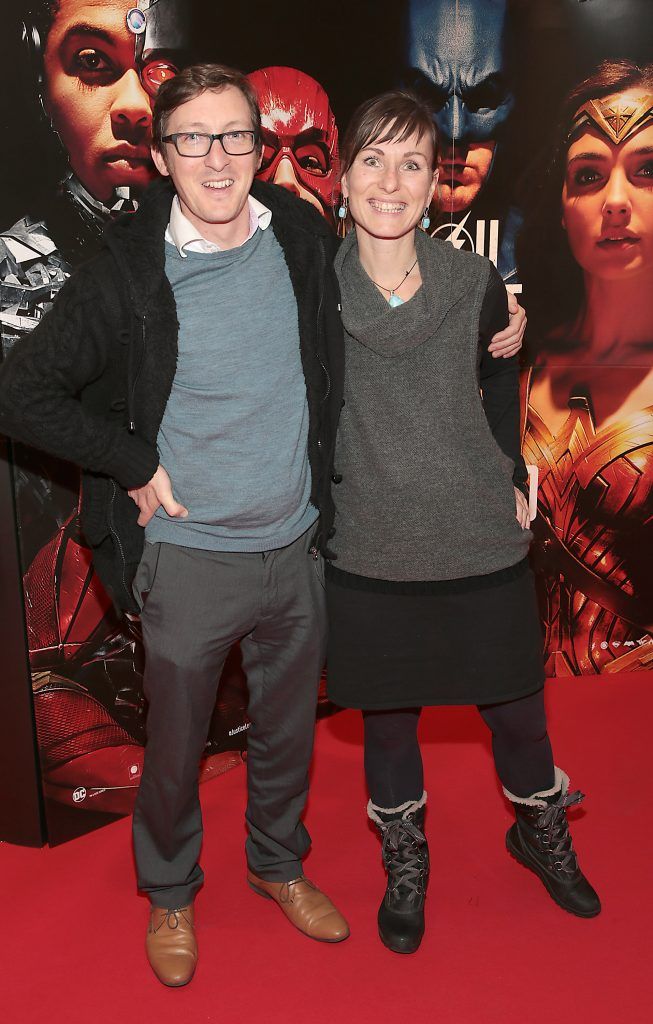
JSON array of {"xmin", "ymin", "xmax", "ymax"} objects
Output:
[{"xmin": 330, "ymin": 227, "xmax": 531, "ymax": 581}]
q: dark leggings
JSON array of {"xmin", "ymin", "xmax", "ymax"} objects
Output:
[{"xmin": 363, "ymin": 688, "xmax": 555, "ymax": 808}]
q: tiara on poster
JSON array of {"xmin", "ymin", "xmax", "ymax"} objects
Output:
[{"xmin": 568, "ymin": 91, "xmax": 653, "ymax": 146}]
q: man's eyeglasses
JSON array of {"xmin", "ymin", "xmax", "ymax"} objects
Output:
[{"xmin": 162, "ymin": 130, "xmax": 258, "ymax": 157}]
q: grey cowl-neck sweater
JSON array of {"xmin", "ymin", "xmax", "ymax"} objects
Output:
[{"xmin": 331, "ymin": 227, "xmax": 531, "ymax": 581}]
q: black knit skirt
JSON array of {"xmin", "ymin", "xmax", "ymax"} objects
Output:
[{"xmin": 325, "ymin": 558, "xmax": 545, "ymax": 709}]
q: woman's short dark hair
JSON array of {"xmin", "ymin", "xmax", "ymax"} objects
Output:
[
  {"xmin": 152, "ymin": 63, "xmax": 262, "ymax": 153},
  {"xmin": 340, "ymin": 89, "xmax": 440, "ymax": 180},
  {"xmin": 517, "ymin": 59, "xmax": 653, "ymax": 347}
]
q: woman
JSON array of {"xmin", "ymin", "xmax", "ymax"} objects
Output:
[
  {"xmin": 518, "ymin": 61, "xmax": 653, "ymax": 675},
  {"xmin": 325, "ymin": 90, "xmax": 601, "ymax": 954}
]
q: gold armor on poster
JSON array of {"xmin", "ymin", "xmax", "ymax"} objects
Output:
[{"xmin": 519, "ymin": 61, "xmax": 653, "ymax": 675}]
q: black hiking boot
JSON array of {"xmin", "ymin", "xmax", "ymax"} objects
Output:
[
  {"xmin": 505, "ymin": 769, "xmax": 601, "ymax": 918},
  {"xmin": 370, "ymin": 798, "xmax": 429, "ymax": 953}
]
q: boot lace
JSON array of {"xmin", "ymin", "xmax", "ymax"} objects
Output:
[
  {"xmin": 535, "ymin": 790, "xmax": 584, "ymax": 876},
  {"xmin": 381, "ymin": 820, "xmax": 429, "ymax": 903}
]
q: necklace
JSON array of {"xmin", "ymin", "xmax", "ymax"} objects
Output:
[{"xmin": 368, "ymin": 256, "xmax": 419, "ymax": 308}]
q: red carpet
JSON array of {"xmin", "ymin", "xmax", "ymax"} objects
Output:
[{"xmin": 2, "ymin": 674, "xmax": 649, "ymax": 1024}]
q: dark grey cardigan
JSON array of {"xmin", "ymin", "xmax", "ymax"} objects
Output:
[{"xmin": 330, "ymin": 227, "xmax": 531, "ymax": 582}]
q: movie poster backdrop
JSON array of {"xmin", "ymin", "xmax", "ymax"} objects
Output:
[{"xmin": 0, "ymin": 0, "xmax": 651, "ymax": 843}]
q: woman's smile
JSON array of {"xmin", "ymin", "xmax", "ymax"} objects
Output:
[{"xmin": 367, "ymin": 199, "xmax": 408, "ymax": 214}]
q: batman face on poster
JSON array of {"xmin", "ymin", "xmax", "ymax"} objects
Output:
[{"xmin": 401, "ymin": 0, "xmax": 521, "ymax": 283}]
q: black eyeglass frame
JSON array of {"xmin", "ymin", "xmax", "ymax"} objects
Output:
[{"xmin": 161, "ymin": 130, "xmax": 259, "ymax": 157}]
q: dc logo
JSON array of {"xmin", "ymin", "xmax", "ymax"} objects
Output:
[{"xmin": 72, "ymin": 787, "xmax": 87, "ymax": 803}]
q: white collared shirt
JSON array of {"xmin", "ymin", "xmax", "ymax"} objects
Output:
[{"xmin": 165, "ymin": 193, "xmax": 272, "ymax": 256}]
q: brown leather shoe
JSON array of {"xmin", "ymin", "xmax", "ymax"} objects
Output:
[
  {"xmin": 146, "ymin": 905, "xmax": 197, "ymax": 987},
  {"xmin": 247, "ymin": 871, "xmax": 350, "ymax": 942}
]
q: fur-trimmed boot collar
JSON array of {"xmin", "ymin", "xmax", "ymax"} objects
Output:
[
  {"xmin": 503, "ymin": 766, "xmax": 569, "ymax": 809},
  {"xmin": 367, "ymin": 791, "xmax": 427, "ymax": 825}
]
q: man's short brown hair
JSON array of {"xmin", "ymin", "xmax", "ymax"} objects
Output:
[{"xmin": 152, "ymin": 63, "xmax": 262, "ymax": 153}]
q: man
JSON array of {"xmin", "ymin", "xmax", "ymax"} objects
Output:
[
  {"xmin": 0, "ymin": 62, "xmax": 525, "ymax": 986},
  {"xmin": 0, "ymin": 61, "xmax": 348, "ymax": 987},
  {"xmin": 402, "ymin": 0, "xmax": 521, "ymax": 281}
]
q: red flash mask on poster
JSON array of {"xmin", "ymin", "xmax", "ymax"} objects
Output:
[{"xmin": 248, "ymin": 67, "xmax": 339, "ymax": 219}]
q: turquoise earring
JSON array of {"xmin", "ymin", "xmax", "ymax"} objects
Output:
[
  {"xmin": 338, "ymin": 197, "xmax": 348, "ymax": 219},
  {"xmin": 421, "ymin": 207, "xmax": 431, "ymax": 230}
]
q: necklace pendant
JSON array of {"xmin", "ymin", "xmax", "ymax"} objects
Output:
[{"xmin": 388, "ymin": 292, "xmax": 404, "ymax": 308}]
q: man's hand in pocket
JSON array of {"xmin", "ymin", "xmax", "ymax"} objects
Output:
[{"xmin": 128, "ymin": 465, "xmax": 188, "ymax": 527}]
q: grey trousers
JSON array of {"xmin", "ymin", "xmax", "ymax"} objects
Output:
[{"xmin": 131, "ymin": 526, "xmax": 327, "ymax": 909}]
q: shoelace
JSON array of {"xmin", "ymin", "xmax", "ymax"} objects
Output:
[
  {"xmin": 535, "ymin": 790, "xmax": 584, "ymax": 876},
  {"xmin": 152, "ymin": 908, "xmax": 190, "ymax": 932},
  {"xmin": 277, "ymin": 878, "xmax": 318, "ymax": 905},
  {"xmin": 381, "ymin": 820, "xmax": 428, "ymax": 901}
]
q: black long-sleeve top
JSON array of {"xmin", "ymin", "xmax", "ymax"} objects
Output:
[{"xmin": 478, "ymin": 268, "xmax": 529, "ymax": 497}]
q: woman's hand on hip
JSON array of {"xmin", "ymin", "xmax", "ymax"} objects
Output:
[
  {"xmin": 514, "ymin": 487, "xmax": 530, "ymax": 529},
  {"xmin": 489, "ymin": 293, "xmax": 526, "ymax": 358}
]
